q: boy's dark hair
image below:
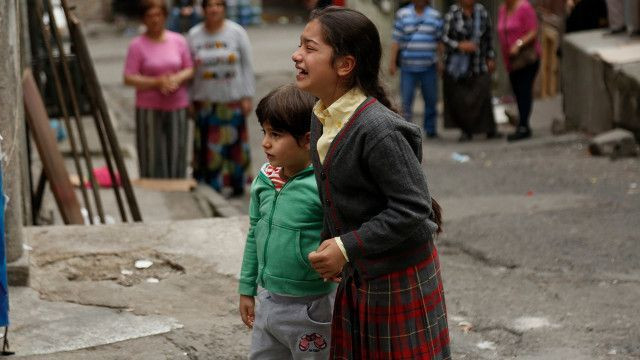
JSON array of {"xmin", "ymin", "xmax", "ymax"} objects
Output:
[
  {"xmin": 309, "ymin": 6, "xmax": 396, "ymax": 112},
  {"xmin": 256, "ymin": 84, "xmax": 316, "ymax": 144},
  {"xmin": 139, "ymin": 0, "xmax": 169, "ymax": 18}
]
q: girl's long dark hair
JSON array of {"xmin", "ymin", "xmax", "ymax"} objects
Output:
[
  {"xmin": 309, "ymin": 6, "xmax": 396, "ymax": 112},
  {"xmin": 310, "ymin": 6, "xmax": 443, "ymax": 234}
]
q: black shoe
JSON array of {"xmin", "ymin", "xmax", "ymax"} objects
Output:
[
  {"xmin": 486, "ymin": 131, "xmax": 503, "ymax": 140},
  {"xmin": 507, "ymin": 128, "xmax": 531, "ymax": 142},
  {"xmin": 458, "ymin": 133, "xmax": 472, "ymax": 142}
]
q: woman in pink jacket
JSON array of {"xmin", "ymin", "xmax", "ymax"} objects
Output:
[{"xmin": 497, "ymin": 0, "xmax": 540, "ymax": 141}]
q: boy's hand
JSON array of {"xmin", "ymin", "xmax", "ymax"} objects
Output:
[
  {"xmin": 239, "ymin": 295, "xmax": 255, "ymax": 329},
  {"xmin": 308, "ymin": 239, "xmax": 346, "ymax": 280}
]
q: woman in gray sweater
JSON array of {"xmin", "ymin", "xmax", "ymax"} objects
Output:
[{"xmin": 187, "ymin": 0, "xmax": 255, "ymax": 196}]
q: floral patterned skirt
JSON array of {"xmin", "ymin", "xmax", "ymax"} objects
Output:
[{"xmin": 193, "ymin": 101, "xmax": 251, "ymax": 195}]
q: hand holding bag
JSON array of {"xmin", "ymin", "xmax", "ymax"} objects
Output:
[
  {"xmin": 502, "ymin": 12, "xmax": 538, "ymax": 71},
  {"xmin": 509, "ymin": 41, "xmax": 538, "ymax": 71}
]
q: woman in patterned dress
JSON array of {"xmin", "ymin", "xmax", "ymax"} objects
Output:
[{"xmin": 187, "ymin": 0, "xmax": 255, "ymax": 196}]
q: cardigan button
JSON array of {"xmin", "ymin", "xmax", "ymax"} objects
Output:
[
  {"xmin": 325, "ymin": 199, "xmax": 331, "ymax": 206},
  {"xmin": 320, "ymin": 170, "xmax": 326, "ymax": 180}
]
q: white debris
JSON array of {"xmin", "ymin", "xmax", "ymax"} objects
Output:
[
  {"xmin": 476, "ymin": 341, "xmax": 496, "ymax": 350},
  {"xmin": 146, "ymin": 277, "xmax": 160, "ymax": 283},
  {"xmin": 23, "ymin": 244, "xmax": 33, "ymax": 251},
  {"xmin": 120, "ymin": 269, "xmax": 133, "ymax": 276},
  {"xmin": 513, "ymin": 316, "xmax": 558, "ymax": 331},
  {"xmin": 457, "ymin": 321, "xmax": 474, "ymax": 333},
  {"xmin": 451, "ymin": 152, "xmax": 471, "ymax": 163},
  {"xmin": 135, "ymin": 259, "xmax": 153, "ymax": 269}
]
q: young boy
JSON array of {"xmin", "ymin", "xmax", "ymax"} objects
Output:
[{"xmin": 238, "ymin": 84, "xmax": 335, "ymax": 359}]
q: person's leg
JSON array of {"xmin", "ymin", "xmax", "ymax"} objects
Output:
[
  {"xmin": 229, "ymin": 105, "xmax": 251, "ymax": 196},
  {"xmin": 507, "ymin": 62, "xmax": 538, "ymax": 141},
  {"xmin": 420, "ymin": 64, "xmax": 438, "ymax": 137},
  {"xmin": 135, "ymin": 108, "xmax": 148, "ymax": 178},
  {"xmin": 249, "ymin": 290, "xmax": 293, "ymax": 360},
  {"xmin": 519, "ymin": 61, "xmax": 540, "ymax": 129},
  {"xmin": 400, "ymin": 70, "xmax": 418, "ymax": 123},
  {"xmin": 262, "ymin": 291, "xmax": 334, "ymax": 360}
]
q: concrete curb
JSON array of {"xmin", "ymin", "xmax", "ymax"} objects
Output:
[{"xmin": 192, "ymin": 184, "xmax": 243, "ymax": 218}]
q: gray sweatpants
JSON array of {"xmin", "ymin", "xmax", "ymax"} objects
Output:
[{"xmin": 249, "ymin": 289, "xmax": 335, "ymax": 360}]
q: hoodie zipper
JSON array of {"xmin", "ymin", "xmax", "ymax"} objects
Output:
[{"xmin": 257, "ymin": 168, "xmax": 309, "ymax": 285}]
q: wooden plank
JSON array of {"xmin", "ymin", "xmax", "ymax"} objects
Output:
[
  {"xmin": 23, "ymin": 69, "xmax": 84, "ymax": 225},
  {"xmin": 132, "ymin": 178, "xmax": 197, "ymax": 192}
]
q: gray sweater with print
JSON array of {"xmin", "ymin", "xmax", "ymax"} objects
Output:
[{"xmin": 311, "ymin": 97, "xmax": 439, "ymax": 280}]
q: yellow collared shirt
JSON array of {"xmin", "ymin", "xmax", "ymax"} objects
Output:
[{"xmin": 313, "ymin": 88, "xmax": 367, "ymax": 164}]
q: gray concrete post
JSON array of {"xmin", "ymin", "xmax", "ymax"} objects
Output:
[{"xmin": 1, "ymin": 0, "xmax": 26, "ymax": 267}]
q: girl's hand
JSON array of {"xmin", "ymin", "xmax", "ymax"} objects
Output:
[
  {"xmin": 308, "ymin": 239, "xmax": 347, "ymax": 280},
  {"xmin": 239, "ymin": 295, "xmax": 255, "ymax": 329}
]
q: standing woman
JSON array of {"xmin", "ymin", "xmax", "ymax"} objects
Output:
[
  {"xmin": 124, "ymin": 0, "xmax": 194, "ymax": 178},
  {"xmin": 497, "ymin": 0, "xmax": 540, "ymax": 141},
  {"xmin": 442, "ymin": 0, "xmax": 499, "ymax": 142},
  {"xmin": 188, "ymin": 0, "xmax": 255, "ymax": 196}
]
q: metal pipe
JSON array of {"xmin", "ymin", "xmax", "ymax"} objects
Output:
[
  {"xmin": 61, "ymin": 0, "xmax": 142, "ymax": 222},
  {"xmin": 43, "ymin": 0, "xmax": 106, "ymax": 223},
  {"xmin": 34, "ymin": 1, "xmax": 94, "ymax": 223}
]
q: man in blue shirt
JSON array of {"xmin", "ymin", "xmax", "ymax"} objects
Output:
[{"xmin": 389, "ymin": 0, "xmax": 443, "ymax": 138}]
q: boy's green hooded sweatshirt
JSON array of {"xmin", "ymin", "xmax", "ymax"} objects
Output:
[{"xmin": 238, "ymin": 164, "xmax": 335, "ymax": 297}]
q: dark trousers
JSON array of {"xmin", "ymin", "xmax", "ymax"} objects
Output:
[{"xmin": 508, "ymin": 60, "xmax": 539, "ymax": 130}]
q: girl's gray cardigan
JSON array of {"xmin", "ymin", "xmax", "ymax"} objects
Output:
[{"xmin": 311, "ymin": 97, "xmax": 439, "ymax": 280}]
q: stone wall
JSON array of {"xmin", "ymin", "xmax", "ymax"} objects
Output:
[{"xmin": 562, "ymin": 29, "xmax": 640, "ymax": 136}]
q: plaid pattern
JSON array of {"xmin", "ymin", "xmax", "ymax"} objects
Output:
[
  {"xmin": 442, "ymin": 3, "xmax": 495, "ymax": 77},
  {"xmin": 330, "ymin": 244, "xmax": 450, "ymax": 360}
]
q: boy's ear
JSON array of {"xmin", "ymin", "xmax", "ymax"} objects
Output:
[
  {"xmin": 335, "ymin": 55, "xmax": 356, "ymax": 78},
  {"xmin": 302, "ymin": 132, "xmax": 311, "ymax": 151}
]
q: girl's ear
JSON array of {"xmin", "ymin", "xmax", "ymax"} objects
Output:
[{"xmin": 335, "ymin": 55, "xmax": 356, "ymax": 78}]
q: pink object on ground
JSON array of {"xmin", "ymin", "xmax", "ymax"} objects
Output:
[{"xmin": 84, "ymin": 166, "xmax": 121, "ymax": 188}]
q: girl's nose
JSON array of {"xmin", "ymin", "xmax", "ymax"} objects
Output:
[
  {"xmin": 261, "ymin": 137, "xmax": 270, "ymax": 149},
  {"xmin": 292, "ymin": 48, "xmax": 302, "ymax": 62}
]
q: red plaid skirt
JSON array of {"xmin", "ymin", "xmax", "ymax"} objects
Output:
[{"xmin": 330, "ymin": 244, "xmax": 450, "ymax": 360}]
